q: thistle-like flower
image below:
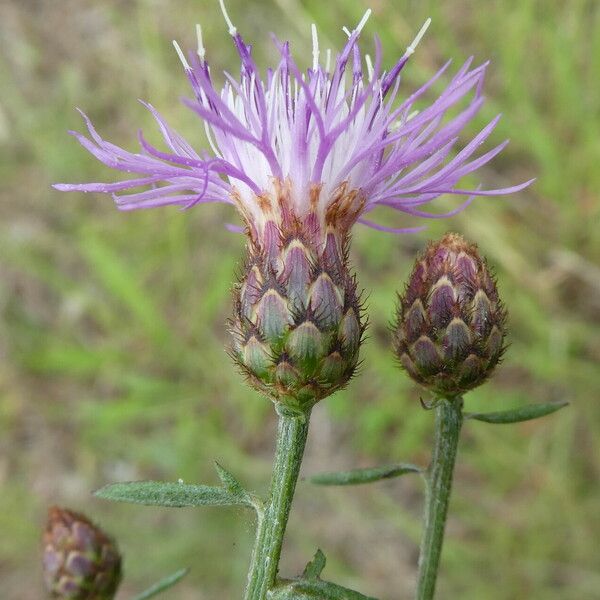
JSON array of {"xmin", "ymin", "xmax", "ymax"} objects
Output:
[
  {"xmin": 55, "ymin": 5, "xmax": 528, "ymax": 408},
  {"xmin": 393, "ymin": 233, "xmax": 507, "ymax": 398},
  {"xmin": 43, "ymin": 507, "xmax": 122, "ymax": 600}
]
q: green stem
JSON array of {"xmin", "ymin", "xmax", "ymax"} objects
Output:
[
  {"xmin": 244, "ymin": 406, "xmax": 311, "ymax": 600},
  {"xmin": 416, "ymin": 397, "xmax": 463, "ymax": 600}
]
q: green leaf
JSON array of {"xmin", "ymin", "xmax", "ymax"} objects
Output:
[
  {"xmin": 267, "ymin": 585, "xmax": 313, "ymax": 600},
  {"xmin": 302, "ymin": 549, "xmax": 326, "ymax": 579},
  {"xmin": 310, "ymin": 463, "xmax": 422, "ymax": 486},
  {"xmin": 214, "ymin": 462, "xmax": 250, "ymax": 499},
  {"xmin": 94, "ymin": 481, "xmax": 254, "ymax": 508},
  {"xmin": 465, "ymin": 401, "xmax": 569, "ymax": 424},
  {"xmin": 130, "ymin": 568, "xmax": 189, "ymax": 600},
  {"xmin": 269, "ymin": 549, "xmax": 379, "ymax": 598},
  {"xmin": 269, "ymin": 579, "xmax": 378, "ymax": 600},
  {"xmin": 213, "ymin": 463, "xmax": 262, "ymax": 512}
]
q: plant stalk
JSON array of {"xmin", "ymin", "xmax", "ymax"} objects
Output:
[
  {"xmin": 416, "ymin": 397, "xmax": 463, "ymax": 600},
  {"xmin": 244, "ymin": 406, "xmax": 311, "ymax": 600}
]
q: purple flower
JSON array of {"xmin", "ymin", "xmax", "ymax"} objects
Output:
[{"xmin": 55, "ymin": 5, "xmax": 531, "ymax": 245}]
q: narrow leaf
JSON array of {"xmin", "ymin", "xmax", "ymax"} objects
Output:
[
  {"xmin": 465, "ymin": 401, "xmax": 569, "ymax": 424},
  {"xmin": 94, "ymin": 481, "xmax": 253, "ymax": 508},
  {"xmin": 130, "ymin": 568, "xmax": 189, "ymax": 600},
  {"xmin": 310, "ymin": 464, "xmax": 422, "ymax": 486},
  {"xmin": 302, "ymin": 549, "xmax": 326, "ymax": 579}
]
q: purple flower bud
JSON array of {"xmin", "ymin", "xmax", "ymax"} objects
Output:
[
  {"xmin": 393, "ymin": 233, "xmax": 507, "ymax": 398},
  {"xmin": 43, "ymin": 507, "xmax": 122, "ymax": 600}
]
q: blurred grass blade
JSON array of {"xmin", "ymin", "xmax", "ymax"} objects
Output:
[
  {"xmin": 94, "ymin": 481, "xmax": 254, "ymax": 508},
  {"xmin": 130, "ymin": 568, "xmax": 189, "ymax": 600},
  {"xmin": 269, "ymin": 579, "xmax": 379, "ymax": 600},
  {"xmin": 465, "ymin": 401, "xmax": 569, "ymax": 424},
  {"xmin": 302, "ymin": 549, "xmax": 326, "ymax": 579},
  {"xmin": 310, "ymin": 464, "xmax": 422, "ymax": 486},
  {"xmin": 81, "ymin": 233, "xmax": 172, "ymax": 346}
]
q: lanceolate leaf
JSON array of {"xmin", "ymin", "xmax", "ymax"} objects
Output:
[
  {"xmin": 130, "ymin": 568, "xmax": 189, "ymax": 600},
  {"xmin": 94, "ymin": 481, "xmax": 254, "ymax": 508},
  {"xmin": 268, "ymin": 579, "xmax": 379, "ymax": 600},
  {"xmin": 465, "ymin": 401, "xmax": 569, "ymax": 424},
  {"xmin": 310, "ymin": 464, "xmax": 422, "ymax": 486}
]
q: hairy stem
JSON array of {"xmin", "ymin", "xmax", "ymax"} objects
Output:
[
  {"xmin": 416, "ymin": 398, "xmax": 463, "ymax": 600},
  {"xmin": 244, "ymin": 406, "xmax": 311, "ymax": 600}
]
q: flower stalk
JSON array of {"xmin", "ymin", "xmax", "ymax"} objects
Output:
[
  {"xmin": 245, "ymin": 406, "xmax": 311, "ymax": 600},
  {"xmin": 416, "ymin": 398, "xmax": 463, "ymax": 600}
]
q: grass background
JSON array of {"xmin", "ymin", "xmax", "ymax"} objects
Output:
[{"xmin": 1, "ymin": 0, "xmax": 599, "ymax": 598}]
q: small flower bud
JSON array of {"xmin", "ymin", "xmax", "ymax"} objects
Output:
[
  {"xmin": 393, "ymin": 233, "xmax": 507, "ymax": 398},
  {"xmin": 43, "ymin": 507, "xmax": 122, "ymax": 600}
]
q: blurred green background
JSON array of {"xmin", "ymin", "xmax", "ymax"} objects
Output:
[{"xmin": 1, "ymin": 0, "xmax": 599, "ymax": 598}]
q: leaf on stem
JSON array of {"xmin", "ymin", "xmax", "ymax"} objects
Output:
[
  {"xmin": 302, "ymin": 549, "xmax": 326, "ymax": 579},
  {"xmin": 214, "ymin": 462, "xmax": 252, "ymax": 501},
  {"xmin": 269, "ymin": 549, "xmax": 379, "ymax": 599},
  {"xmin": 94, "ymin": 481, "xmax": 254, "ymax": 508},
  {"xmin": 309, "ymin": 464, "xmax": 422, "ymax": 486},
  {"xmin": 268, "ymin": 579, "xmax": 379, "ymax": 600},
  {"xmin": 465, "ymin": 401, "xmax": 569, "ymax": 424},
  {"xmin": 130, "ymin": 568, "xmax": 189, "ymax": 600}
]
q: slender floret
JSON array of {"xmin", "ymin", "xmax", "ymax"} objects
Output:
[{"xmin": 55, "ymin": 6, "xmax": 529, "ymax": 408}]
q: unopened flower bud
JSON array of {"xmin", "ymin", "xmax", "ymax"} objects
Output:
[
  {"xmin": 43, "ymin": 507, "xmax": 122, "ymax": 600},
  {"xmin": 393, "ymin": 233, "xmax": 507, "ymax": 398}
]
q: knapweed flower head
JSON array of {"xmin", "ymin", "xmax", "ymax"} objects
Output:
[
  {"xmin": 393, "ymin": 233, "xmax": 507, "ymax": 398},
  {"xmin": 55, "ymin": 6, "xmax": 529, "ymax": 231},
  {"xmin": 43, "ymin": 507, "xmax": 122, "ymax": 600},
  {"xmin": 55, "ymin": 3, "xmax": 528, "ymax": 408}
]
